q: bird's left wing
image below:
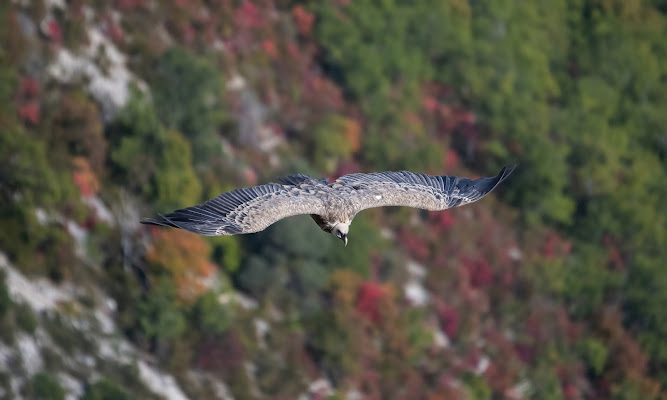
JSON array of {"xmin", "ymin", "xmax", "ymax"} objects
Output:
[
  {"xmin": 335, "ymin": 165, "xmax": 516, "ymax": 215},
  {"xmin": 141, "ymin": 176, "xmax": 329, "ymax": 236}
]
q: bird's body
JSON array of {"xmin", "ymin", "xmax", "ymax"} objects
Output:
[{"xmin": 141, "ymin": 166, "xmax": 516, "ymax": 245}]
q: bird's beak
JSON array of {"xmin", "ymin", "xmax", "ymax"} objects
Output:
[{"xmin": 343, "ymin": 234, "xmax": 348, "ymax": 246}]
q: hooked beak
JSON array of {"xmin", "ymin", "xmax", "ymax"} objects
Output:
[{"xmin": 343, "ymin": 233, "xmax": 348, "ymax": 246}]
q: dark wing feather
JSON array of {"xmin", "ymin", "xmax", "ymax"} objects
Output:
[
  {"xmin": 336, "ymin": 165, "xmax": 516, "ymax": 214},
  {"xmin": 141, "ymin": 178, "xmax": 328, "ymax": 236}
]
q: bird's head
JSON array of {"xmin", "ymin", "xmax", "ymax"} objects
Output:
[{"xmin": 331, "ymin": 222, "xmax": 350, "ymax": 246}]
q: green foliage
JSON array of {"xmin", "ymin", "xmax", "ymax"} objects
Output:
[
  {"xmin": 42, "ymin": 313, "xmax": 95, "ymax": 354},
  {"xmin": 14, "ymin": 302, "xmax": 37, "ymax": 334},
  {"xmin": 625, "ymin": 253, "xmax": 667, "ymax": 374},
  {"xmin": 29, "ymin": 372, "xmax": 65, "ymax": 400},
  {"xmin": 0, "ymin": 2, "xmax": 666, "ymax": 398},
  {"xmin": 310, "ymin": 115, "xmax": 356, "ymax": 173},
  {"xmin": 0, "ymin": 270, "xmax": 11, "ymax": 318},
  {"xmin": 0, "ymin": 129, "xmax": 74, "ymax": 207},
  {"xmin": 0, "ymin": 205, "xmax": 77, "ymax": 279},
  {"xmin": 46, "ymin": 89, "xmax": 107, "ymax": 172},
  {"xmin": 611, "ymin": 380, "xmax": 645, "ymax": 400},
  {"xmin": 137, "ymin": 278, "xmax": 186, "ymax": 340},
  {"xmin": 153, "ymin": 130, "xmax": 202, "ymax": 211},
  {"xmin": 527, "ymin": 364, "xmax": 564, "ymax": 400},
  {"xmin": 236, "ymin": 255, "xmax": 277, "ymax": 297},
  {"xmin": 210, "ymin": 236, "xmax": 242, "ymax": 274},
  {"xmin": 313, "ymin": 1, "xmax": 463, "ymax": 171},
  {"xmin": 0, "ymin": 54, "xmax": 17, "ymax": 117},
  {"xmin": 563, "ymin": 245, "xmax": 623, "ymax": 318},
  {"xmin": 81, "ymin": 379, "xmax": 133, "ymax": 400},
  {"xmin": 108, "ymin": 89, "xmax": 166, "ymax": 196},
  {"xmin": 148, "ymin": 48, "xmax": 225, "ymax": 162},
  {"xmin": 108, "ymin": 90, "xmax": 202, "ymax": 210},
  {"xmin": 578, "ymin": 338, "xmax": 608, "ymax": 376},
  {"xmin": 192, "ymin": 291, "xmax": 231, "ymax": 335},
  {"xmin": 327, "ymin": 215, "xmax": 387, "ymax": 277},
  {"xmin": 314, "ymin": 1, "xmax": 465, "ymax": 117},
  {"xmin": 462, "ymin": 373, "xmax": 492, "ymax": 400}
]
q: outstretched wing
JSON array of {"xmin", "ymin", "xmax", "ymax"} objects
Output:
[
  {"xmin": 335, "ymin": 165, "xmax": 516, "ymax": 214},
  {"xmin": 141, "ymin": 176, "xmax": 329, "ymax": 236}
]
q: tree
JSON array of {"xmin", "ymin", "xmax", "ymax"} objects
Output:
[
  {"xmin": 148, "ymin": 47, "xmax": 225, "ymax": 162},
  {"xmin": 146, "ymin": 229, "xmax": 216, "ymax": 304}
]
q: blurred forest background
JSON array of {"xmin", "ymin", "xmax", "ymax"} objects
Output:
[{"xmin": 1, "ymin": 0, "xmax": 666, "ymax": 399}]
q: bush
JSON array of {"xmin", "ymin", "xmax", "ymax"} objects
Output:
[
  {"xmin": 579, "ymin": 338, "xmax": 608, "ymax": 376},
  {"xmin": 192, "ymin": 291, "xmax": 231, "ymax": 335},
  {"xmin": 136, "ymin": 278, "xmax": 186, "ymax": 341},
  {"xmin": 148, "ymin": 48, "xmax": 225, "ymax": 162},
  {"xmin": 107, "ymin": 89, "xmax": 166, "ymax": 197},
  {"xmin": 0, "ymin": 270, "xmax": 11, "ymax": 318},
  {"xmin": 81, "ymin": 379, "xmax": 133, "ymax": 400},
  {"xmin": 14, "ymin": 302, "xmax": 37, "ymax": 333},
  {"xmin": 29, "ymin": 372, "xmax": 65, "ymax": 400}
]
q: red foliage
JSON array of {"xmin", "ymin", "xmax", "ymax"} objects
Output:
[
  {"xmin": 19, "ymin": 102, "xmax": 40, "ymax": 124},
  {"xmin": 292, "ymin": 5, "xmax": 315, "ymax": 35},
  {"xmin": 235, "ymin": 1, "xmax": 263, "ymax": 29},
  {"xmin": 444, "ymin": 149, "xmax": 459, "ymax": 170},
  {"xmin": 422, "ymin": 95, "xmax": 438, "ymax": 113},
  {"xmin": 458, "ymin": 111, "xmax": 476, "ymax": 125},
  {"xmin": 195, "ymin": 331, "xmax": 245, "ymax": 371},
  {"xmin": 263, "ymin": 39, "xmax": 278, "ymax": 58},
  {"xmin": 114, "ymin": 0, "xmax": 146, "ymax": 10},
  {"xmin": 242, "ymin": 167, "xmax": 258, "ymax": 185},
  {"xmin": 19, "ymin": 77, "xmax": 40, "ymax": 98},
  {"xmin": 173, "ymin": 0, "xmax": 189, "ymax": 8},
  {"xmin": 429, "ymin": 209, "xmax": 456, "ymax": 230},
  {"xmin": 146, "ymin": 229, "xmax": 217, "ymax": 303},
  {"xmin": 432, "ymin": 373, "xmax": 466, "ymax": 400},
  {"xmin": 483, "ymin": 331, "xmax": 520, "ymax": 392},
  {"xmin": 542, "ymin": 232, "xmax": 572, "ymax": 259},
  {"xmin": 72, "ymin": 157, "xmax": 100, "ymax": 197},
  {"xmin": 557, "ymin": 306, "xmax": 580, "ymax": 343},
  {"xmin": 332, "ymin": 160, "xmax": 361, "ymax": 180},
  {"xmin": 437, "ymin": 303, "xmax": 459, "ymax": 338},
  {"xmin": 398, "ymin": 229, "xmax": 430, "ymax": 262},
  {"xmin": 514, "ymin": 343, "xmax": 534, "ymax": 363},
  {"xmin": 46, "ymin": 19, "xmax": 63, "ymax": 43},
  {"xmin": 108, "ymin": 22, "xmax": 124, "ymax": 43},
  {"xmin": 287, "ymin": 42, "xmax": 299, "ymax": 57},
  {"xmin": 303, "ymin": 73, "xmax": 345, "ymax": 113},
  {"xmin": 182, "ymin": 22, "xmax": 196, "ymax": 45},
  {"xmin": 356, "ymin": 282, "xmax": 386, "ymax": 323},
  {"xmin": 463, "ymin": 256, "xmax": 493, "ymax": 288}
]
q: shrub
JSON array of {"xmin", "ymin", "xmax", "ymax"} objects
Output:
[
  {"xmin": 81, "ymin": 378, "xmax": 133, "ymax": 400},
  {"xmin": 0, "ymin": 270, "xmax": 11, "ymax": 318},
  {"xmin": 29, "ymin": 372, "xmax": 65, "ymax": 400},
  {"xmin": 14, "ymin": 302, "xmax": 37, "ymax": 334},
  {"xmin": 148, "ymin": 47, "xmax": 225, "ymax": 162}
]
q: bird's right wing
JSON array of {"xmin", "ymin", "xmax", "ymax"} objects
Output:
[
  {"xmin": 141, "ymin": 175, "xmax": 329, "ymax": 236},
  {"xmin": 335, "ymin": 165, "xmax": 516, "ymax": 215}
]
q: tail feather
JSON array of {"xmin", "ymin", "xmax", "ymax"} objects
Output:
[
  {"xmin": 455, "ymin": 165, "xmax": 517, "ymax": 203},
  {"xmin": 471, "ymin": 165, "xmax": 517, "ymax": 194},
  {"xmin": 140, "ymin": 216, "xmax": 179, "ymax": 228}
]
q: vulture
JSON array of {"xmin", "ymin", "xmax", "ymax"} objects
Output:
[{"xmin": 141, "ymin": 165, "xmax": 516, "ymax": 245}]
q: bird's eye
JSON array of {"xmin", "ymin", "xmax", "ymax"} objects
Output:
[{"xmin": 336, "ymin": 232, "xmax": 342, "ymax": 239}]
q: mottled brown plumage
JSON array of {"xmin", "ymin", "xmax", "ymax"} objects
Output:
[{"xmin": 141, "ymin": 166, "xmax": 516, "ymax": 245}]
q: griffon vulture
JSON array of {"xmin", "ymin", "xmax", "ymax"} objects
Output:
[{"xmin": 141, "ymin": 165, "xmax": 516, "ymax": 245}]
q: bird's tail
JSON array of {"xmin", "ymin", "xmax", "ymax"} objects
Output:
[
  {"xmin": 140, "ymin": 215, "xmax": 180, "ymax": 228},
  {"xmin": 470, "ymin": 165, "xmax": 517, "ymax": 194},
  {"xmin": 454, "ymin": 165, "xmax": 517, "ymax": 203}
]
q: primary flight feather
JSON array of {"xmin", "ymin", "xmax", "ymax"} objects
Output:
[{"xmin": 141, "ymin": 165, "xmax": 516, "ymax": 245}]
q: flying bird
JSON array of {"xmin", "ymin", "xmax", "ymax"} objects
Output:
[{"xmin": 141, "ymin": 165, "xmax": 516, "ymax": 246}]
